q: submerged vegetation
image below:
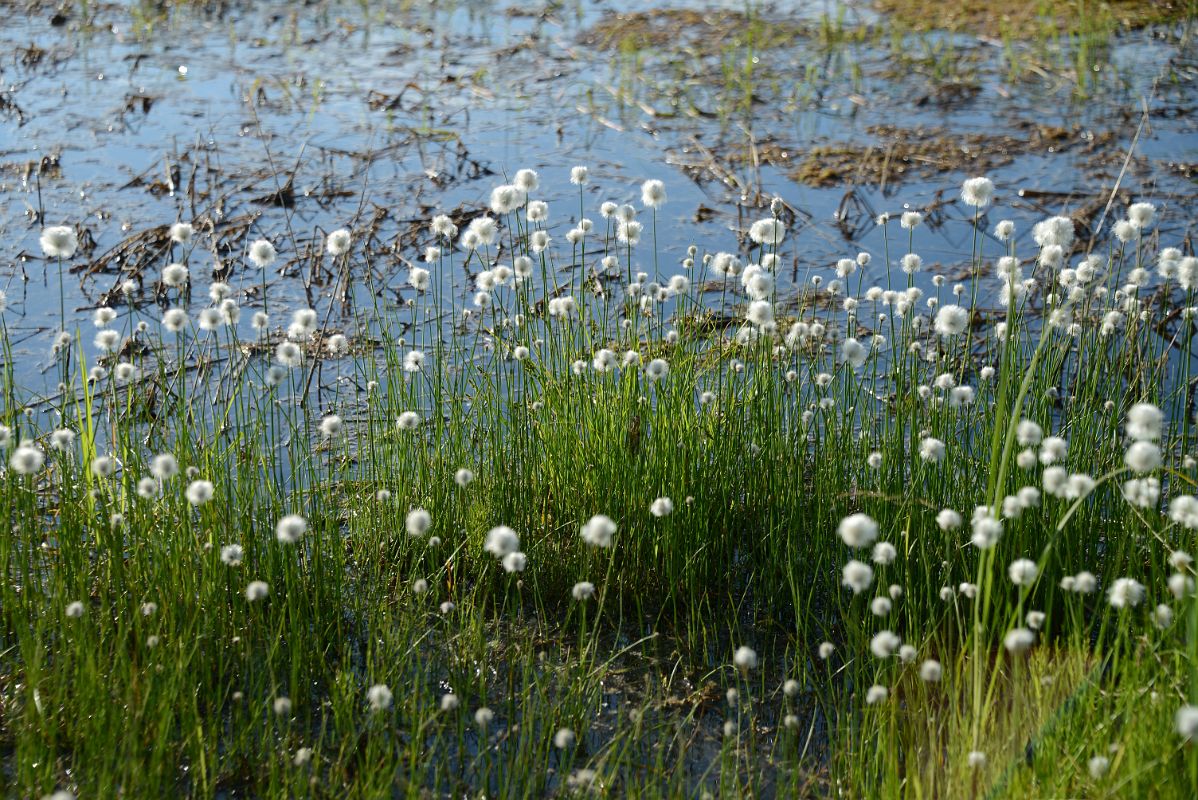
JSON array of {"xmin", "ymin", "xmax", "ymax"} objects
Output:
[{"xmin": 784, "ymin": 123, "xmax": 1118, "ymax": 189}]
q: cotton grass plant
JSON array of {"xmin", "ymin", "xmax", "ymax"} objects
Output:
[{"xmin": 0, "ymin": 168, "xmax": 1196, "ymax": 797}]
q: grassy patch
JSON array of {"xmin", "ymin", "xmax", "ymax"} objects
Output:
[
  {"xmin": 580, "ymin": 8, "xmax": 810, "ymax": 52},
  {"xmin": 873, "ymin": 0, "xmax": 1197, "ymax": 37}
]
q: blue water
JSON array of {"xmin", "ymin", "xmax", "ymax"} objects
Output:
[{"xmin": 0, "ymin": 0, "xmax": 1193, "ymax": 395}]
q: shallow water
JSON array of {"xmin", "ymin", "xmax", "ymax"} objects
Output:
[{"xmin": 0, "ymin": 0, "xmax": 1194, "ymax": 395}]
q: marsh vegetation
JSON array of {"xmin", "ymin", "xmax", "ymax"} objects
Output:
[{"xmin": 1, "ymin": 0, "xmax": 1197, "ymax": 797}]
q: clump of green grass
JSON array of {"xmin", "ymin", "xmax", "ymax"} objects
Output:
[{"xmin": 1, "ymin": 170, "xmax": 1196, "ymax": 798}]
